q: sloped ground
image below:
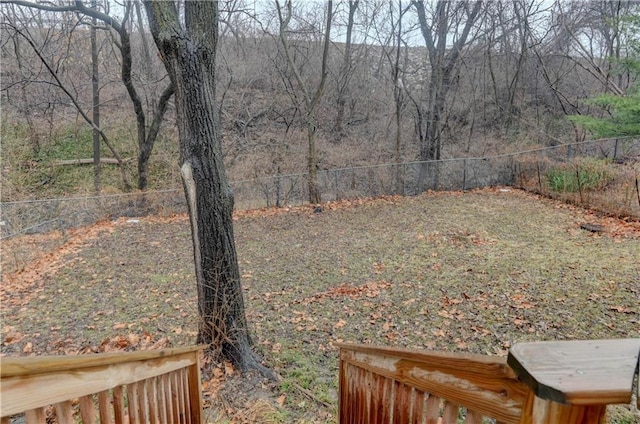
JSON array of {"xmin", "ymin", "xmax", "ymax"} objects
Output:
[{"xmin": 2, "ymin": 188, "xmax": 639, "ymax": 423}]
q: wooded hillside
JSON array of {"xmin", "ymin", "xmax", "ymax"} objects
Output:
[{"xmin": 1, "ymin": 0, "xmax": 638, "ymax": 199}]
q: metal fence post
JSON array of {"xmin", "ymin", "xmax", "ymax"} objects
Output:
[{"xmin": 463, "ymin": 159, "xmax": 467, "ymax": 191}]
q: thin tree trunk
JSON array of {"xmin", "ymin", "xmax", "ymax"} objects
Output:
[
  {"xmin": 91, "ymin": 0, "xmax": 101, "ymax": 193},
  {"xmin": 393, "ymin": 1, "xmax": 403, "ymax": 193},
  {"xmin": 10, "ymin": 30, "xmax": 40, "ymax": 156},
  {"xmin": 276, "ymin": 0, "xmax": 333, "ymax": 205},
  {"xmin": 335, "ymin": 0, "xmax": 358, "ymax": 136},
  {"xmin": 134, "ymin": 0, "xmax": 153, "ymax": 80}
]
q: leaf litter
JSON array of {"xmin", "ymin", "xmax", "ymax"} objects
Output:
[{"xmin": 1, "ymin": 188, "xmax": 639, "ymax": 423}]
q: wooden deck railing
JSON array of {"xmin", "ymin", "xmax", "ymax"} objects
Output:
[
  {"xmin": 337, "ymin": 342, "xmax": 529, "ymax": 423},
  {"xmin": 338, "ymin": 339, "xmax": 640, "ymax": 424},
  {"xmin": 1, "ymin": 345, "xmax": 205, "ymax": 424}
]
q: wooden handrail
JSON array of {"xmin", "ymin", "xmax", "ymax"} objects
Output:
[
  {"xmin": 0, "ymin": 345, "xmax": 206, "ymax": 377},
  {"xmin": 1, "ymin": 345, "xmax": 206, "ymax": 423}
]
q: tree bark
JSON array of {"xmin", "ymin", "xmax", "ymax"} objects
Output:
[
  {"xmin": 91, "ymin": 0, "xmax": 101, "ymax": 193},
  {"xmin": 335, "ymin": 0, "xmax": 358, "ymax": 136},
  {"xmin": 143, "ymin": 0, "xmax": 269, "ymax": 374},
  {"xmin": 392, "ymin": 1, "xmax": 405, "ymax": 193}
]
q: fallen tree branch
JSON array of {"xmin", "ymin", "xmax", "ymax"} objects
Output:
[{"xmin": 53, "ymin": 158, "xmax": 134, "ymax": 166}]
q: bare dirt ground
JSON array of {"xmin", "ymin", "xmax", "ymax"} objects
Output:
[{"xmin": 2, "ymin": 188, "xmax": 639, "ymax": 423}]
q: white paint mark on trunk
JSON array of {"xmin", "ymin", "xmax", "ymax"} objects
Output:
[{"xmin": 181, "ymin": 162, "xmax": 203, "ymax": 285}]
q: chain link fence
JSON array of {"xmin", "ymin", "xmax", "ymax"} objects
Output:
[{"xmin": 2, "ymin": 138, "xmax": 639, "ymax": 239}]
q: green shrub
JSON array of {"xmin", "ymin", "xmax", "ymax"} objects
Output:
[{"xmin": 545, "ymin": 158, "xmax": 614, "ymax": 193}]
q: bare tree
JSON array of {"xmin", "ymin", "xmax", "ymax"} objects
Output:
[
  {"xmin": 276, "ymin": 0, "xmax": 333, "ymax": 204},
  {"xmin": 412, "ymin": 0, "xmax": 483, "ymax": 162},
  {"xmin": 2, "ymin": 8, "xmax": 133, "ymax": 191},
  {"xmin": 1, "ymin": 0, "xmax": 174, "ymax": 191}
]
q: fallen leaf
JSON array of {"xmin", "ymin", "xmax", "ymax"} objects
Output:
[
  {"xmin": 456, "ymin": 340, "xmax": 467, "ymax": 349},
  {"xmin": 4, "ymin": 331, "xmax": 25, "ymax": 345},
  {"xmin": 333, "ymin": 319, "xmax": 347, "ymax": 329},
  {"xmin": 513, "ymin": 318, "xmax": 527, "ymax": 326},
  {"xmin": 610, "ymin": 306, "xmax": 635, "ymax": 314},
  {"xmin": 224, "ymin": 361, "xmax": 234, "ymax": 376},
  {"xmin": 128, "ymin": 333, "xmax": 140, "ymax": 346},
  {"xmin": 432, "ymin": 329, "xmax": 445, "ymax": 337},
  {"xmin": 213, "ymin": 367, "xmax": 224, "ymax": 379},
  {"xmin": 437, "ymin": 310, "xmax": 453, "ymax": 319},
  {"xmin": 277, "ymin": 395, "xmax": 286, "ymax": 407}
]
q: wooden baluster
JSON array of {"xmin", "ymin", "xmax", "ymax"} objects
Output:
[
  {"xmin": 136, "ymin": 380, "xmax": 149, "ymax": 424},
  {"xmin": 25, "ymin": 408, "xmax": 46, "ymax": 424},
  {"xmin": 160, "ymin": 373, "xmax": 171, "ymax": 424},
  {"xmin": 367, "ymin": 371, "xmax": 389, "ymax": 424},
  {"xmin": 127, "ymin": 382, "xmax": 140, "ymax": 424},
  {"xmin": 97, "ymin": 390, "xmax": 113, "ymax": 424},
  {"xmin": 393, "ymin": 381, "xmax": 411, "ymax": 423},
  {"xmin": 465, "ymin": 409, "xmax": 483, "ymax": 424},
  {"xmin": 149, "ymin": 376, "xmax": 160, "ymax": 424},
  {"xmin": 351, "ymin": 364, "xmax": 363, "ymax": 424},
  {"xmin": 54, "ymin": 401, "xmax": 73, "ymax": 424},
  {"xmin": 180, "ymin": 368, "xmax": 191, "ymax": 424},
  {"xmin": 442, "ymin": 401, "xmax": 459, "ymax": 424},
  {"xmin": 424, "ymin": 394, "xmax": 441, "ymax": 424},
  {"xmin": 79, "ymin": 395, "xmax": 95, "ymax": 423},
  {"xmin": 411, "ymin": 390, "xmax": 426, "ymax": 424},
  {"xmin": 113, "ymin": 386, "xmax": 127, "ymax": 424},
  {"xmin": 98, "ymin": 390, "xmax": 113, "ymax": 424},
  {"xmin": 171, "ymin": 371, "xmax": 181, "ymax": 423},
  {"xmin": 187, "ymin": 356, "xmax": 203, "ymax": 424}
]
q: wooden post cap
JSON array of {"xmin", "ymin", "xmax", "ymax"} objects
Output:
[{"xmin": 507, "ymin": 338, "xmax": 640, "ymax": 406}]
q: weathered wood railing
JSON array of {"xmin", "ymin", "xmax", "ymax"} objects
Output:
[
  {"xmin": 1, "ymin": 345, "xmax": 205, "ymax": 424},
  {"xmin": 338, "ymin": 339, "xmax": 640, "ymax": 424}
]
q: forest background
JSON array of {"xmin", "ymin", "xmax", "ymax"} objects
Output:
[{"xmin": 2, "ymin": 0, "xmax": 639, "ymax": 218}]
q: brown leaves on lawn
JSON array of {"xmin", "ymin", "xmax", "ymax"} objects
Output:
[
  {"xmin": 233, "ymin": 195, "xmax": 405, "ymax": 221},
  {"xmin": 1, "ymin": 219, "xmax": 118, "ymax": 308},
  {"xmin": 296, "ymin": 281, "xmax": 392, "ymax": 306}
]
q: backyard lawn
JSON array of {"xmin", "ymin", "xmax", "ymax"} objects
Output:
[{"xmin": 2, "ymin": 188, "xmax": 639, "ymax": 423}]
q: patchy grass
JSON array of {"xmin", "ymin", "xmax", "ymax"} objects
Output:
[{"xmin": 2, "ymin": 189, "xmax": 639, "ymax": 423}]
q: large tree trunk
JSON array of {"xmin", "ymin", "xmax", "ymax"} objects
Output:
[{"xmin": 144, "ymin": 0, "xmax": 267, "ymax": 374}]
